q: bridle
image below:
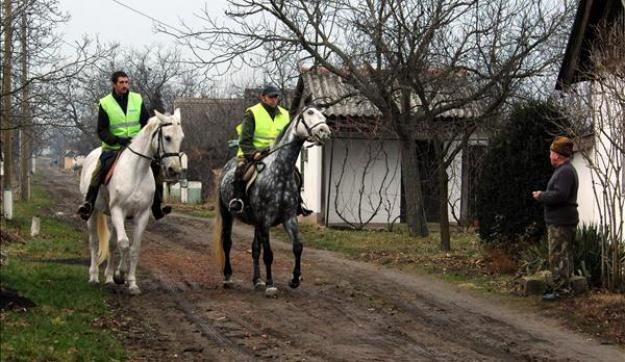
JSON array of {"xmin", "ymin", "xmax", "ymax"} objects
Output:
[
  {"xmin": 296, "ymin": 107, "xmax": 327, "ymax": 139},
  {"xmin": 258, "ymin": 107, "xmax": 327, "ymax": 159},
  {"xmin": 125, "ymin": 122, "xmax": 184, "ymax": 166}
]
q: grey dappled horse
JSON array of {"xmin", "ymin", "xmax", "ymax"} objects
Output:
[{"xmin": 213, "ymin": 106, "xmax": 331, "ymax": 297}]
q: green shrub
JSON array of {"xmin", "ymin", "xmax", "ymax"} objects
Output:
[
  {"xmin": 476, "ymin": 100, "xmax": 568, "ymax": 244},
  {"xmin": 575, "ymin": 224, "xmax": 604, "ymax": 287},
  {"xmin": 518, "ymin": 224, "xmax": 604, "ymax": 288}
]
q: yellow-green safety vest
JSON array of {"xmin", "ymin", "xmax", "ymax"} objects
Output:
[
  {"xmin": 236, "ymin": 103, "xmax": 290, "ymax": 156},
  {"xmin": 100, "ymin": 92, "xmax": 143, "ymax": 150}
]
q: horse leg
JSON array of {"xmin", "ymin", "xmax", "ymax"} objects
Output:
[
  {"xmin": 259, "ymin": 227, "xmax": 278, "ymax": 297},
  {"xmin": 110, "ymin": 207, "xmax": 129, "ymax": 285},
  {"xmin": 87, "ymin": 215, "xmax": 99, "ymax": 283},
  {"xmin": 104, "ymin": 227, "xmax": 117, "ymax": 285},
  {"xmin": 221, "ymin": 206, "xmax": 234, "ymax": 286},
  {"xmin": 283, "ymin": 217, "xmax": 303, "ymax": 289},
  {"xmin": 127, "ymin": 210, "xmax": 149, "ymax": 295},
  {"xmin": 252, "ymin": 227, "xmax": 264, "ymax": 289}
]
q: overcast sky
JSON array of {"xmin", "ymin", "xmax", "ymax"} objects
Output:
[{"xmin": 59, "ymin": 0, "xmax": 224, "ymax": 53}]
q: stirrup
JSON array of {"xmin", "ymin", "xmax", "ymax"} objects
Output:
[{"xmin": 228, "ymin": 198, "xmax": 244, "ymax": 214}]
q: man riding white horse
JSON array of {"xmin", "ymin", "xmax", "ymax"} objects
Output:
[
  {"xmin": 77, "ymin": 71, "xmax": 171, "ymax": 221},
  {"xmin": 229, "ymin": 84, "xmax": 312, "ymax": 216}
]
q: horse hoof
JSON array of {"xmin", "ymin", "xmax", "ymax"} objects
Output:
[
  {"xmin": 104, "ymin": 282, "xmax": 119, "ymax": 293},
  {"xmin": 88, "ymin": 278, "xmax": 99, "ymax": 284},
  {"xmin": 289, "ymin": 279, "xmax": 300, "ymax": 289},
  {"xmin": 113, "ymin": 271, "xmax": 126, "ymax": 285},
  {"xmin": 128, "ymin": 286, "xmax": 141, "ymax": 295},
  {"xmin": 254, "ymin": 280, "xmax": 266, "ymax": 290},
  {"xmin": 222, "ymin": 279, "xmax": 233, "ymax": 289},
  {"xmin": 265, "ymin": 286, "xmax": 279, "ymax": 298}
]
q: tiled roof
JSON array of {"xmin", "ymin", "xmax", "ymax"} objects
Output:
[{"xmin": 297, "ymin": 68, "xmax": 477, "ymax": 119}]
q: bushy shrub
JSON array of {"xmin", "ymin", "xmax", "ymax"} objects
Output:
[
  {"xmin": 476, "ymin": 101, "xmax": 568, "ymax": 244},
  {"xmin": 575, "ymin": 224, "xmax": 604, "ymax": 287},
  {"xmin": 518, "ymin": 224, "xmax": 605, "ymax": 288}
]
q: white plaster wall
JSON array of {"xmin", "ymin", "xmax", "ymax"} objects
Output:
[
  {"xmin": 299, "ymin": 143, "xmax": 324, "ymax": 213},
  {"xmin": 572, "ymin": 152, "xmax": 600, "ymax": 226},
  {"xmin": 447, "ymin": 143, "xmax": 463, "ymax": 223},
  {"xmin": 324, "ymin": 138, "xmax": 402, "ymax": 225}
]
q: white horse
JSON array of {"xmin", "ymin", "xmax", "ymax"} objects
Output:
[{"xmin": 79, "ymin": 110, "xmax": 184, "ymax": 295}]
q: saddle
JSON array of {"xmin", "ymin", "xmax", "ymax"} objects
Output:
[
  {"xmin": 241, "ymin": 160, "xmax": 303, "ymax": 193},
  {"xmin": 103, "ymin": 152, "xmax": 123, "ymax": 185},
  {"xmin": 243, "ymin": 161, "xmax": 265, "ymax": 193}
]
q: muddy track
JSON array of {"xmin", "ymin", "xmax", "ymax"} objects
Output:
[{"xmin": 42, "ymin": 164, "xmax": 624, "ymax": 361}]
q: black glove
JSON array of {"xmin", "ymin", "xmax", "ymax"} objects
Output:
[{"xmin": 117, "ymin": 137, "xmax": 131, "ymax": 147}]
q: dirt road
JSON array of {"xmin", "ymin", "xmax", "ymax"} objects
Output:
[{"xmin": 44, "ymin": 164, "xmax": 623, "ymax": 361}]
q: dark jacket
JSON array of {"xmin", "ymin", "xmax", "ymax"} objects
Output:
[
  {"xmin": 97, "ymin": 91, "xmax": 150, "ymax": 146},
  {"xmin": 238, "ymin": 102, "xmax": 279, "ymax": 156},
  {"xmin": 538, "ymin": 161, "xmax": 579, "ymax": 226}
]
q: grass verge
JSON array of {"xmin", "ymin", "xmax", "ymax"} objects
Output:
[
  {"xmin": 0, "ymin": 178, "xmax": 126, "ymax": 361},
  {"xmin": 274, "ymin": 221, "xmax": 625, "ymax": 346}
]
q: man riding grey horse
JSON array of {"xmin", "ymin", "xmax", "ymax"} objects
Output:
[
  {"xmin": 77, "ymin": 70, "xmax": 171, "ymax": 221},
  {"xmin": 229, "ymin": 84, "xmax": 312, "ymax": 216}
]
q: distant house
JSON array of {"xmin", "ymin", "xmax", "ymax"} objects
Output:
[
  {"xmin": 290, "ymin": 68, "xmax": 485, "ymax": 227},
  {"xmin": 173, "ymin": 97, "xmax": 246, "ymax": 198},
  {"xmin": 555, "ymin": 0, "xmax": 624, "ymax": 227}
]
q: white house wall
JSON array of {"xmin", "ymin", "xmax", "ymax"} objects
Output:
[
  {"xmin": 323, "ymin": 138, "xmax": 402, "ymax": 225},
  {"xmin": 448, "ymin": 142, "xmax": 463, "ymax": 223},
  {"xmin": 572, "ymin": 153, "xmax": 600, "ymax": 225},
  {"xmin": 299, "ymin": 144, "xmax": 324, "ymax": 213},
  {"xmin": 571, "ymin": 79, "xmax": 624, "ymax": 234}
]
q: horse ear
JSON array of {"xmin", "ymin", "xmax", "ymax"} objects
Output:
[
  {"xmin": 174, "ymin": 108, "xmax": 181, "ymax": 121},
  {"xmin": 154, "ymin": 110, "xmax": 167, "ymax": 122}
]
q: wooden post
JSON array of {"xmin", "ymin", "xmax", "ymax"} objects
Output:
[
  {"xmin": 2, "ymin": 0, "xmax": 14, "ymax": 219},
  {"xmin": 19, "ymin": 3, "xmax": 31, "ymax": 200}
]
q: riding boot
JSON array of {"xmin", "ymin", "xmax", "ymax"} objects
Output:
[
  {"xmin": 78, "ymin": 185, "xmax": 99, "ymax": 220},
  {"xmin": 151, "ymin": 181, "xmax": 171, "ymax": 220}
]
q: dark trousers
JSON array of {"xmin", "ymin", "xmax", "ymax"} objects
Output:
[{"xmin": 86, "ymin": 150, "xmax": 163, "ymax": 207}]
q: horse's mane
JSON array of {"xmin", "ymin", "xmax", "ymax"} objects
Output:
[
  {"xmin": 274, "ymin": 108, "xmax": 304, "ymax": 145},
  {"xmin": 274, "ymin": 119, "xmax": 292, "ymax": 144}
]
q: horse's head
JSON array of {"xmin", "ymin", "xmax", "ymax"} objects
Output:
[
  {"xmin": 152, "ymin": 109, "xmax": 185, "ymax": 180},
  {"xmin": 293, "ymin": 107, "xmax": 331, "ymax": 145}
]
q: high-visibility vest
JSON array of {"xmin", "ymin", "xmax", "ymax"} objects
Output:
[
  {"xmin": 236, "ymin": 103, "xmax": 290, "ymax": 156},
  {"xmin": 100, "ymin": 92, "xmax": 143, "ymax": 150}
]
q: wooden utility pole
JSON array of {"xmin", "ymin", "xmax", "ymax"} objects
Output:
[
  {"xmin": 20, "ymin": 1, "xmax": 31, "ymax": 200},
  {"xmin": 2, "ymin": 0, "xmax": 14, "ymax": 219}
]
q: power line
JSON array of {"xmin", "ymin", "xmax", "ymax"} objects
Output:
[{"xmin": 110, "ymin": 0, "xmax": 184, "ymax": 34}]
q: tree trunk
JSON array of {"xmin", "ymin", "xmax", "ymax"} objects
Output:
[
  {"xmin": 436, "ymin": 142, "xmax": 451, "ymax": 251},
  {"xmin": 2, "ymin": 0, "xmax": 14, "ymax": 218},
  {"xmin": 400, "ymin": 137, "xmax": 428, "ymax": 236},
  {"xmin": 19, "ymin": 4, "xmax": 30, "ymax": 201}
]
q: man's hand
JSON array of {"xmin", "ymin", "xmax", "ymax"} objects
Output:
[
  {"xmin": 118, "ymin": 137, "xmax": 131, "ymax": 147},
  {"xmin": 253, "ymin": 152, "xmax": 263, "ymax": 161},
  {"xmin": 532, "ymin": 191, "xmax": 542, "ymax": 200}
]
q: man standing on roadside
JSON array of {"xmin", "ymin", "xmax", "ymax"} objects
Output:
[{"xmin": 532, "ymin": 135, "xmax": 579, "ymax": 301}]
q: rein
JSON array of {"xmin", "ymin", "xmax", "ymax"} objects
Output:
[
  {"xmin": 125, "ymin": 122, "xmax": 184, "ymax": 165},
  {"xmin": 252, "ymin": 109, "xmax": 322, "ymax": 160}
]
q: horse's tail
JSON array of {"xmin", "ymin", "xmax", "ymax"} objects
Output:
[
  {"xmin": 96, "ymin": 212, "xmax": 110, "ymax": 265},
  {"xmin": 212, "ymin": 193, "xmax": 225, "ymax": 271}
]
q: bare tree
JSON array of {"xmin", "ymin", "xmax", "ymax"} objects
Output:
[
  {"xmin": 559, "ymin": 16, "xmax": 624, "ymax": 291},
  {"xmin": 164, "ymin": 0, "xmax": 573, "ymax": 245}
]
